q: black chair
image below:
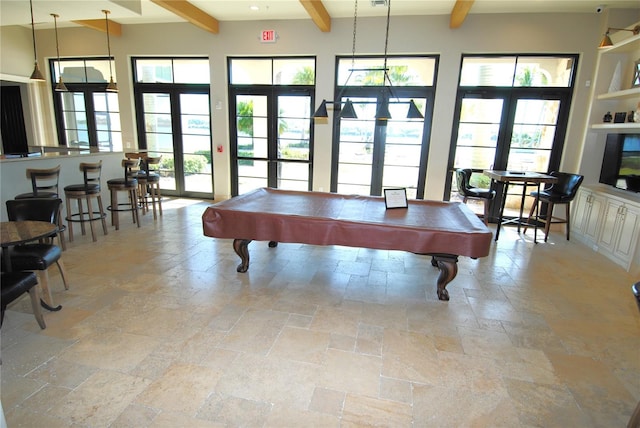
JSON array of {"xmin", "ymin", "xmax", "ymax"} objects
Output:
[
  {"xmin": 1, "ymin": 271, "xmax": 46, "ymax": 329},
  {"xmin": 524, "ymin": 171, "xmax": 584, "ymax": 242},
  {"xmin": 5, "ymin": 198, "xmax": 69, "ymax": 309},
  {"xmin": 455, "ymin": 168, "xmax": 496, "ymax": 225}
]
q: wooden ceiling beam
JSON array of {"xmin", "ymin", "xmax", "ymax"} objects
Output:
[
  {"xmin": 72, "ymin": 18, "xmax": 122, "ymax": 36},
  {"xmin": 150, "ymin": 0, "xmax": 219, "ymax": 34},
  {"xmin": 299, "ymin": 0, "xmax": 331, "ymax": 32},
  {"xmin": 449, "ymin": 0, "xmax": 475, "ymax": 29}
]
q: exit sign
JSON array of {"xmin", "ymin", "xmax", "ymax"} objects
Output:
[{"xmin": 261, "ymin": 30, "xmax": 277, "ymax": 43}]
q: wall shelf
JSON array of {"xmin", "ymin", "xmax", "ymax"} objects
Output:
[
  {"xmin": 597, "ymin": 87, "xmax": 640, "ymax": 100},
  {"xmin": 591, "ymin": 123, "xmax": 640, "ymax": 132}
]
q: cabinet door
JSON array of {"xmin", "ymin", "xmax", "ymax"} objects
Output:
[
  {"xmin": 597, "ymin": 199, "xmax": 623, "ymax": 254},
  {"xmin": 585, "ymin": 194, "xmax": 604, "ymax": 243},
  {"xmin": 572, "ymin": 189, "xmax": 591, "ymax": 236},
  {"xmin": 613, "ymin": 205, "xmax": 640, "ymax": 264}
]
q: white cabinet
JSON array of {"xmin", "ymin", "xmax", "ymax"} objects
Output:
[
  {"xmin": 597, "ymin": 198, "xmax": 640, "ymax": 268},
  {"xmin": 573, "ymin": 185, "xmax": 640, "ymax": 271},
  {"xmin": 588, "ymin": 32, "xmax": 640, "ymax": 134}
]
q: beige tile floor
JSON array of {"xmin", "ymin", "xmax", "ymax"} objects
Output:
[{"xmin": 1, "ymin": 197, "xmax": 639, "ymax": 427}]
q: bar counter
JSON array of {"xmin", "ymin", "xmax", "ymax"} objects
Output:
[{"xmin": 0, "ymin": 149, "xmax": 125, "ymax": 222}]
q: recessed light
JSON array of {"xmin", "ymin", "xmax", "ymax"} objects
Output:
[{"xmin": 250, "ymin": 5, "xmax": 259, "ymax": 11}]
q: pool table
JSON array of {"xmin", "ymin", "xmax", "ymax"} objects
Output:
[{"xmin": 202, "ymin": 188, "xmax": 492, "ymax": 301}]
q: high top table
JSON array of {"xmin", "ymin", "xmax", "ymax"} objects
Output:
[
  {"xmin": 202, "ymin": 188, "xmax": 493, "ymax": 301},
  {"xmin": 483, "ymin": 170, "xmax": 557, "ymax": 242}
]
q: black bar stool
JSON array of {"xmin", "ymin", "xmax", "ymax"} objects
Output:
[
  {"xmin": 64, "ymin": 161, "xmax": 109, "ymax": 242},
  {"xmin": 106, "ymin": 159, "xmax": 141, "ymax": 230}
]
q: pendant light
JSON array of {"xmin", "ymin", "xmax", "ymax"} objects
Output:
[
  {"xmin": 102, "ymin": 10, "xmax": 118, "ymax": 92},
  {"xmin": 51, "ymin": 13, "xmax": 68, "ymax": 91},
  {"xmin": 312, "ymin": 0, "xmax": 423, "ymax": 121},
  {"xmin": 29, "ymin": 0, "xmax": 45, "ymax": 80}
]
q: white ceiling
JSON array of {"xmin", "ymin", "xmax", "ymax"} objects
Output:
[{"xmin": 1, "ymin": 0, "xmax": 639, "ymax": 29}]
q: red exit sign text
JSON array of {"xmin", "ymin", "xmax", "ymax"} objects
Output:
[{"xmin": 261, "ymin": 30, "xmax": 277, "ymax": 43}]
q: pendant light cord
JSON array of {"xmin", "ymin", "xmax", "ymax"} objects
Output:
[
  {"xmin": 52, "ymin": 14, "xmax": 62, "ymax": 76},
  {"xmin": 382, "ymin": 0, "xmax": 391, "ymax": 86},
  {"xmin": 351, "ymin": 0, "xmax": 358, "ymax": 69},
  {"xmin": 103, "ymin": 10, "xmax": 113, "ymax": 78},
  {"xmin": 30, "ymin": 0, "xmax": 38, "ymax": 61}
]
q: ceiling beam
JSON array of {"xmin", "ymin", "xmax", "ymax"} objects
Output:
[
  {"xmin": 72, "ymin": 18, "xmax": 122, "ymax": 36},
  {"xmin": 299, "ymin": 0, "xmax": 331, "ymax": 32},
  {"xmin": 449, "ymin": 0, "xmax": 474, "ymax": 29},
  {"xmin": 150, "ymin": 0, "xmax": 219, "ymax": 34}
]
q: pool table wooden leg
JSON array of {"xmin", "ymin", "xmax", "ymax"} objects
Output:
[
  {"xmin": 431, "ymin": 254, "xmax": 459, "ymax": 301},
  {"xmin": 233, "ymin": 239, "xmax": 252, "ymax": 272}
]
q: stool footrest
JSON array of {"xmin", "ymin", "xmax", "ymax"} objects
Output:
[{"xmin": 66, "ymin": 212, "xmax": 107, "ymax": 223}]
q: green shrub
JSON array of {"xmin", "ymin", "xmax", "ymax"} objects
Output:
[
  {"xmin": 194, "ymin": 150, "xmax": 212, "ymax": 165},
  {"xmin": 158, "ymin": 154, "xmax": 207, "ymax": 175},
  {"xmin": 183, "ymin": 155, "xmax": 207, "ymax": 175}
]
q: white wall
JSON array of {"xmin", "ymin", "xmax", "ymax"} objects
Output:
[{"xmin": 2, "ymin": 9, "xmax": 640, "ymax": 200}]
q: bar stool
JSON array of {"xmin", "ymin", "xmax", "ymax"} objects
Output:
[
  {"xmin": 14, "ymin": 165, "xmax": 66, "ymax": 250},
  {"xmin": 64, "ymin": 161, "xmax": 108, "ymax": 242},
  {"xmin": 15, "ymin": 165, "xmax": 61, "ymax": 199},
  {"xmin": 137, "ymin": 156, "xmax": 163, "ymax": 219},
  {"xmin": 107, "ymin": 159, "xmax": 141, "ymax": 230}
]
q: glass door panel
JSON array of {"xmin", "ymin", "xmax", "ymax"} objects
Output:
[
  {"xmin": 381, "ymin": 98, "xmax": 426, "ymax": 199},
  {"xmin": 336, "ymin": 97, "xmax": 377, "ymax": 195},
  {"xmin": 180, "ymin": 93, "xmax": 212, "ymax": 194},
  {"xmin": 236, "ymin": 95, "xmax": 269, "ymax": 194},
  {"xmin": 142, "ymin": 93, "xmax": 175, "ymax": 191},
  {"xmin": 504, "ymin": 98, "xmax": 560, "ymax": 215},
  {"xmin": 276, "ymin": 95, "xmax": 311, "ymax": 191}
]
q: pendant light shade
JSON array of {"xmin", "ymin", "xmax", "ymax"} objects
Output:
[
  {"xmin": 102, "ymin": 10, "xmax": 118, "ymax": 92},
  {"xmin": 51, "ymin": 13, "xmax": 68, "ymax": 92},
  {"xmin": 29, "ymin": 0, "xmax": 45, "ymax": 81},
  {"xmin": 375, "ymin": 101, "xmax": 391, "ymax": 121},
  {"xmin": 313, "ymin": 100, "xmax": 329, "ymax": 118},
  {"xmin": 339, "ymin": 99, "xmax": 358, "ymax": 119},
  {"xmin": 407, "ymin": 100, "xmax": 424, "ymax": 119}
]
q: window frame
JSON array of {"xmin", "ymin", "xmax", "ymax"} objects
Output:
[{"xmin": 49, "ymin": 57, "xmax": 122, "ymax": 151}]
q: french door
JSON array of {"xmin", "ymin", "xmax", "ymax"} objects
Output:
[
  {"xmin": 229, "ymin": 88, "xmax": 314, "ymax": 196},
  {"xmin": 332, "ymin": 92, "xmax": 431, "ymax": 199},
  {"xmin": 449, "ymin": 90, "xmax": 570, "ymax": 218},
  {"xmin": 135, "ymin": 89, "xmax": 213, "ymax": 198}
]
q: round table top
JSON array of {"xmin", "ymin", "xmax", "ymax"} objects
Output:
[{"xmin": 0, "ymin": 221, "xmax": 57, "ymax": 246}]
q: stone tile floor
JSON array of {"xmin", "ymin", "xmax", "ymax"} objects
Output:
[{"xmin": 1, "ymin": 197, "xmax": 639, "ymax": 427}]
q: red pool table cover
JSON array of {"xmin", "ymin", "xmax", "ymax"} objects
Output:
[{"xmin": 202, "ymin": 188, "xmax": 492, "ymax": 258}]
